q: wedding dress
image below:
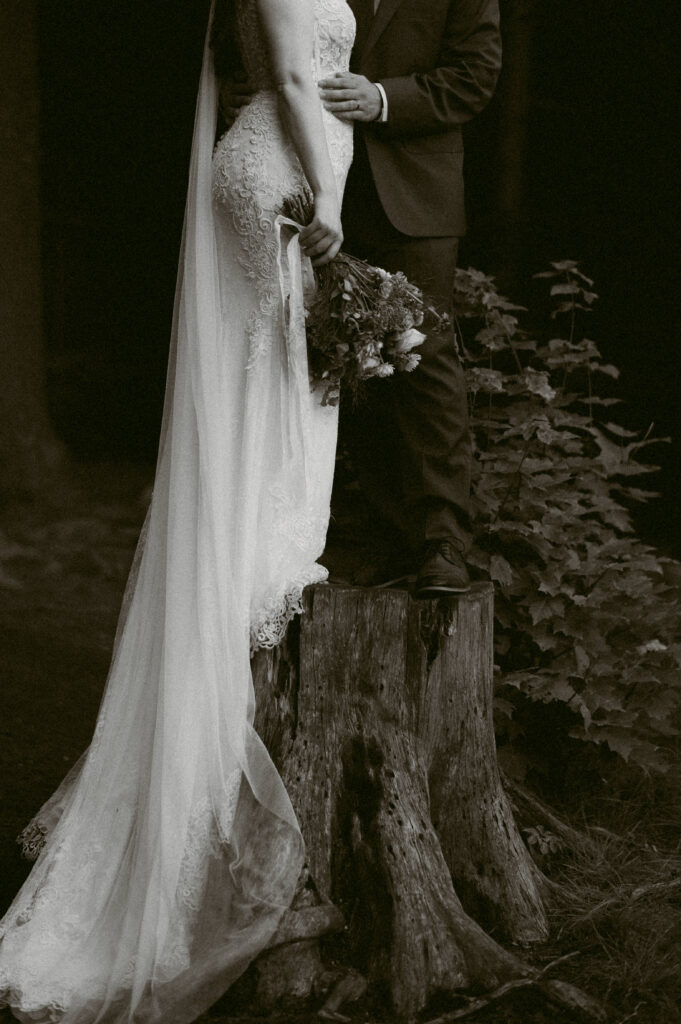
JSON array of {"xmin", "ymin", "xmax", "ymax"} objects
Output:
[{"xmin": 0, "ymin": 1, "xmax": 354, "ymax": 1021}]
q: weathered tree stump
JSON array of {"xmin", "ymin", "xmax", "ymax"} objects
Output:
[{"xmin": 250, "ymin": 582, "xmax": 549, "ymax": 1017}]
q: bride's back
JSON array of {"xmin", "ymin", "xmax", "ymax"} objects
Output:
[
  {"xmin": 235, "ymin": 0, "xmax": 276, "ymax": 91},
  {"xmin": 212, "ymin": 0, "xmax": 354, "ymax": 234},
  {"xmin": 212, "ymin": 0, "xmax": 356, "ymax": 91}
]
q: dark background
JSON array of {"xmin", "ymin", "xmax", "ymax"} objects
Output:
[{"xmin": 36, "ymin": 0, "xmax": 681, "ymax": 554}]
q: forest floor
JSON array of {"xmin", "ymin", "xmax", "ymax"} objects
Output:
[{"xmin": 1, "ymin": 463, "xmax": 679, "ymax": 1024}]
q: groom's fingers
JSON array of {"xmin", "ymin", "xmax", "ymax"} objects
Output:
[
  {"xmin": 320, "ymin": 103, "xmax": 367, "ymax": 123},
  {"xmin": 319, "ymin": 89, "xmax": 358, "ymax": 105},
  {"xmin": 320, "ymin": 89, "xmax": 363, "ymax": 119},
  {"xmin": 320, "ymin": 98, "xmax": 359, "ymax": 110},
  {"xmin": 318, "ymin": 72, "xmax": 353, "ymax": 88},
  {"xmin": 319, "ymin": 73, "xmax": 382, "ymax": 121},
  {"xmin": 318, "ymin": 71, "xmax": 359, "ymax": 106},
  {"xmin": 319, "ymin": 85, "xmax": 355, "ymax": 98},
  {"xmin": 323, "ymin": 98, "xmax": 361, "ymax": 113}
]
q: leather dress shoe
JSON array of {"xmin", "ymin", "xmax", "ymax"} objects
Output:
[{"xmin": 413, "ymin": 539, "xmax": 470, "ymax": 598}]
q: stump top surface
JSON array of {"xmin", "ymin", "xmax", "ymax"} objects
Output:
[{"xmin": 313, "ymin": 581, "xmax": 493, "ymax": 604}]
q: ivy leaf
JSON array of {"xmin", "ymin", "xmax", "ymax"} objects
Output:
[
  {"xmin": 466, "ymin": 367, "xmax": 504, "ymax": 392},
  {"xmin": 490, "ymin": 554, "xmax": 514, "ymax": 587},
  {"xmin": 574, "ymin": 645, "xmax": 590, "ymax": 676},
  {"xmin": 603, "ymin": 421, "xmax": 639, "ymax": 439},
  {"xmin": 536, "ymin": 567, "xmax": 565, "ymax": 598},
  {"xmin": 579, "ymin": 700, "xmax": 592, "ymax": 731},
  {"xmin": 550, "ymin": 282, "xmax": 580, "ymax": 296},
  {"xmin": 587, "ymin": 427, "xmax": 632, "ymax": 475},
  {"xmin": 597, "ymin": 727, "xmax": 638, "ymax": 762},
  {"xmin": 494, "ymin": 697, "xmax": 516, "ymax": 719},
  {"xmin": 576, "ymin": 396, "xmax": 622, "ymax": 407},
  {"xmin": 521, "ymin": 368, "xmax": 557, "ymax": 402},
  {"xmin": 529, "ymin": 596, "xmax": 566, "ymax": 624}
]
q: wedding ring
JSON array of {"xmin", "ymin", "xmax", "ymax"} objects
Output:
[{"xmin": 355, "ymin": 100, "xmax": 360, "ymax": 110}]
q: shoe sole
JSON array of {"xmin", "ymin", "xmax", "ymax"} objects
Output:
[
  {"xmin": 413, "ymin": 584, "xmax": 471, "ymax": 598},
  {"xmin": 372, "ymin": 573, "xmax": 416, "ymax": 589}
]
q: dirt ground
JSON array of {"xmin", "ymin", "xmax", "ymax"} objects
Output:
[
  {"xmin": 0, "ymin": 466, "xmax": 148, "ymax": 906},
  {"xmin": 0, "ymin": 465, "xmax": 586, "ymax": 1024}
]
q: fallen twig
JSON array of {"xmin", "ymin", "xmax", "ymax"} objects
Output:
[
  {"xmin": 613, "ymin": 1001, "xmax": 644, "ymax": 1024},
  {"xmin": 421, "ymin": 951, "xmax": 607, "ymax": 1023},
  {"xmin": 630, "ymin": 876, "xmax": 681, "ymax": 902},
  {"xmin": 566, "ymin": 875, "xmax": 681, "ymax": 931}
]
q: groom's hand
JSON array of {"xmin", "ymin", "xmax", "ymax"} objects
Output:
[
  {"xmin": 319, "ymin": 72, "xmax": 382, "ymax": 122},
  {"xmin": 218, "ymin": 73, "xmax": 254, "ymax": 127}
]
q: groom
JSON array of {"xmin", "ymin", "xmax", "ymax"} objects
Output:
[{"xmin": 319, "ymin": 0, "xmax": 501, "ymax": 595}]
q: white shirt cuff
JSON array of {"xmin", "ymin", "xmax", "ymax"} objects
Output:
[{"xmin": 374, "ymin": 81, "xmax": 389, "ymax": 122}]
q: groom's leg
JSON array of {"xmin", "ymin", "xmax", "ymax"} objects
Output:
[
  {"xmin": 342, "ymin": 157, "xmax": 472, "ymax": 559},
  {"xmin": 378, "ymin": 235, "xmax": 472, "ymax": 554},
  {"xmin": 339, "ymin": 148, "xmax": 414, "ymax": 551}
]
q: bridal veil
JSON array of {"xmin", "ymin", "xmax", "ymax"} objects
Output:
[{"xmin": 0, "ymin": 2, "xmax": 343, "ymax": 1019}]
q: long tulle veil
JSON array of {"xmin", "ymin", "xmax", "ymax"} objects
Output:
[{"xmin": 0, "ymin": 4, "xmax": 305, "ymax": 1021}]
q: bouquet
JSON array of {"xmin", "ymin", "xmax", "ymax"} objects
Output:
[{"xmin": 283, "ymin": 196, "xmax": 443, "ymax": 406}]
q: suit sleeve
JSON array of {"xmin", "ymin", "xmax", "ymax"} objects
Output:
[{"xmin": 376, "ymin": 0, "xmax": 502, "ymax": 137}]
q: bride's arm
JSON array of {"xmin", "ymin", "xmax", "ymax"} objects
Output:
[{"xmin": 257, "ymin": 0, "xmax": 343, "ymax": 265}]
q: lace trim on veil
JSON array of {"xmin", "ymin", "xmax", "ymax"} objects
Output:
[{"xmin": 16, "ymin": 823, "xmax": 48, "ymax": 862}]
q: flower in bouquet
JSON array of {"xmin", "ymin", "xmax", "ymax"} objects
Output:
[
  {"xmin": 384, "ymin": 326, "xmax": 426, "ymax": 375},
  {"xmin": 282, "ymin": 195, "xmax": 445, "ymax": 406},
  {"xmin": 390, "ymin": 327, "xmax": 426, "ymax": 354}
]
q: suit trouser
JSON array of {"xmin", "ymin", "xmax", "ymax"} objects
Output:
[{"xmin": 341, "ymin": 141, "xmax": 472, "ymax": 555}]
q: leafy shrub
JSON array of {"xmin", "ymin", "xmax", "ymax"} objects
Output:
[{"xmin": 455, "ymin": 261, "xmax": 681, "ymax": 776}]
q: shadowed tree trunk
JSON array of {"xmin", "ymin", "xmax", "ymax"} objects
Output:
[
  {"xmin": 249, "ymin": 584, "xmax": 554, "ymax": 1018},
  {"xmin": 479, "ymin": 0, "xmax": 535, "ymax": 289},
  {"xmin": 497, "ymin": 0, "xmax": 534, "ymax": 226},
  {"xmin": 0, "ymin": 0, "xmax": 64, "ymax": 496}
]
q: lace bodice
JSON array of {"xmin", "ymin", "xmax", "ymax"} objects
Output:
[
  {"xmin": 237, "ymin": 0, "xmax": 356, "ymax": 89},
  {"xmin": 212, "ymin": 0, "xmax": 355, "ymax": 299}
]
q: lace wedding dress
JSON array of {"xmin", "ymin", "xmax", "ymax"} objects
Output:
[{"xmin": 0, "ymin": 2, "xmax": 354, "ymax": 1022}]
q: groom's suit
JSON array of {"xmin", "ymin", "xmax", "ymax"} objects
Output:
[{"xmin": 342, "ymin": 0, "xmax": 501, "ymax": 560}]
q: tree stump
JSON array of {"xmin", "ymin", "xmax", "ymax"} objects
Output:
[{"xmin": 251, "ymin": 583, "xmax": 548, "ymax": 1017}]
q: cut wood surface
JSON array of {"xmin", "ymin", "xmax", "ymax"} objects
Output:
[{"xmin": 251, "ymin": 583, "xmax": 549, "ymax": 1017}]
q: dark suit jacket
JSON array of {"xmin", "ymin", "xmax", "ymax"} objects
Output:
[{"xmin": 347, "ymin": 0, "xmax": 501, "ymax": 236}]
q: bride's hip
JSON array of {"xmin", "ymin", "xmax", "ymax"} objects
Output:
[
  {"xmin": 212, "ymin": 93, "xmax": 352, "ymax": 214},
  {"xmin": 213, "ymin": 95, "xmax": 303, "ymax": 213}
]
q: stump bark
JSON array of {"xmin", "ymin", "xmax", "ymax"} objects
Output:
[{"xmin": 251, "ymin": 583, "xmax": 548, "ymax": 1017}]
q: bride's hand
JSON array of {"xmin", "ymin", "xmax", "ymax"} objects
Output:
[{"xmin": 299, "ymin": 193, "xmax": 343, "ymax": 266}]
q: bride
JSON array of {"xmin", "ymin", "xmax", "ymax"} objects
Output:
[{"xmin": 0, "ymin": 0, "xmax": 354, "ymax": 1021}]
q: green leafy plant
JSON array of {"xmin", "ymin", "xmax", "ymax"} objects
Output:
[
  {"xmin": 523, "ymin": 824, "xmax": 563, "ymax": 864},
  {"xmin": 455, "ymin": 261, "xmax": 681, "ymax": 776}
]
